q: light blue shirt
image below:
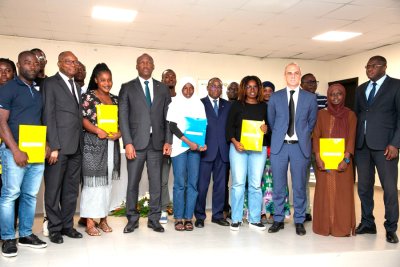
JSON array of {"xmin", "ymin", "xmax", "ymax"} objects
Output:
[{"xmin": 365, "ymin": 75, "xmax": 387, "ymax": 99}]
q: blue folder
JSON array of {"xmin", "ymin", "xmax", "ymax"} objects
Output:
[{"xmin": 182, "ymin": 117, "xmax": 207, "ymax": 148}]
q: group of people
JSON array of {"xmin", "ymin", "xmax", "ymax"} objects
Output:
[{"xmin": 0, "ymin": 49, "xmax": 399, "ymax": 259}]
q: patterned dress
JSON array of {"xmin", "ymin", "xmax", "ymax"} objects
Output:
[
  {"xmin": 80, "ymin": 91, "xmax": 119, "ymax": 218},
  {"xmin": 261, "ymin": 147, "xmax": 291, "ymax": 218}
]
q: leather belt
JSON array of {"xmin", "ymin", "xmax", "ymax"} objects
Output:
[{"xmin": 284, "ymin": 140, "xmax": 298, "ymax": 144}]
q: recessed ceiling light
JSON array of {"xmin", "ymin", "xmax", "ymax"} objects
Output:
[
  {"xmin": 92, "ymin": 6, "xmax": 137, "ymax": 22},
  {"xmin": 312, "ymin": 31, "xmax": 362, "ymax": 42}
]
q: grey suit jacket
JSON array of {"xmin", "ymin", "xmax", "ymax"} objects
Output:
[
  {"xmin": 268, "ymin": 88, "xmax": 318, "ymax": 157},
  {"xmin": 118, "ymin": 77, "xmax": 172, "ymax": 150},
  {"xmin": 42, "ymin": 72, "xmax": 83, "ymax": 155},
  {"xmin": 354, "ymin": 76, "xmax": 400, "ymax": 150}
]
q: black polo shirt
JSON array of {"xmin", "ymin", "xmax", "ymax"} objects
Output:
[{"xmin": 0, "ymin": 77, "xmax": 43, "ymax": 145}]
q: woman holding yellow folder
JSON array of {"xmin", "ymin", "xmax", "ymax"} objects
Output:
[
  {"xmin": 80, "ymin": 63, "xmax": 121, "ymax": 236},
  {"xmin": 226, "ymin": 75, "xmax": 268, "ymax": 231},
  {"xmin": 312, "ymin": 83, "xmax": 357, "ymax": 237}
]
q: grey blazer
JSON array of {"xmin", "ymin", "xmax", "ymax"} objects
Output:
[
  {"xmin": 118, "ymin": 77, "xmax": 172, "ymax": 150},
  {"xmin": 354, "ymin": 76, "xmax": 400, "ymax": 150},
  {"xmin": 42, "ymin": 72, "xmax": 83, "ymax": 155}
]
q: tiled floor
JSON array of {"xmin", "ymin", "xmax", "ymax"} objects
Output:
[{"xmin": 1, "ymin": 186, "xmax": 399, "ymax": 267}]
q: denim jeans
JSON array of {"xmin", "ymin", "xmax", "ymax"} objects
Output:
[
  {"xmin": 172, "ymin": 150, "xmax": 200, "ymax": 220},
  {"xmin": 0, "ymin": 148, "xmax": 44, "ymax": 239},
  {"xmin": 229, "ymin": 144, "xmax": 267, "ymax": 224}
]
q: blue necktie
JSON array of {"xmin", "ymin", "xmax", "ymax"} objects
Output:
[
  {"xmin": 367, "ymin": 82, "xmax": 377, "ymax": 106},
  {"xmin": 213, "ymin": 99, "xmax": 218, "ymax": 116},
  {"xmin": 144, "ymin": 80, "xmax": 151, "ymax": 107}
]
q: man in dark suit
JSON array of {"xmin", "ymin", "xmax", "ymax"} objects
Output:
[
  {"xmin": 354, "ymin": 55, "xmax": 400, "ymax": 244},
  {"xmin": 194, "ymin": 77, "xmax": 231, "ymax": 228},
  {"xmin": 267, "ymin": 63, "xmax": 317, "ymax": 236},
  {"xmin": 42, "ymin": 51, "xmax": 83, "ymax": 244},
  {"xmin": 119, "ymin": 53, "xmax": 172, "ymax": 233}
]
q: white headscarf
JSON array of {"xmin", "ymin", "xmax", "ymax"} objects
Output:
[{"xmin": 167, "ymin": 77, "xmax": 206, "ymax": 157}]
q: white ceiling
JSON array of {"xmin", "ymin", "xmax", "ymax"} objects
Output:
[{"xmin": 0, "ymin": 0, "xmax": 399, "ymax": 61}]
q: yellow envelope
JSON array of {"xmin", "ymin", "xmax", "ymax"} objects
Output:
[
  {"xmin": 96, "ymin": 104, "xmax": 118, "ymax": 134},
  {"xmin": 320, "ymin": 138, "xmax": 345, "ymax": 170},
  {"xmin": 240, "ymin": 120, "xmax": 263, "ymax": 151},
  {"xmin": 18, "ymin": 125, "xmax": 47, "ymax": 163}
]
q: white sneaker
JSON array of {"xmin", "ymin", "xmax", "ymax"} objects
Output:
[
  {"xmin": 249, "ymin": 222, "xmax": 266, "ymax": 231},
  {"xmin": 159, "ymin": 211, "xmax": 168, "ymax": 224},
  {"xmin": 42, "ymin": 217, "xmax": 49, "ymax": 237}
]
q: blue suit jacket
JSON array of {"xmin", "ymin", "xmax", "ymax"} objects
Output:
[
  {"xmin": 268, "ymin": 88, "xmax": 317, "ymax": 157},
  {"xmin": 200, "ymin": 97, "xmax": 231, "ymax": 162}
]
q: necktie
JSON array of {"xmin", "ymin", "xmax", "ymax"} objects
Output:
[
  {"xmin": 213, "ymin": 99, "xmax": 218, "ymax": 116},
  {"xmin": 287, "ymin": 90, "xmax": 295, "ymax": 137},
  {"xmin": 68, "ymin": 79, "xmax": 78, "ymax": 105},
  {"xmin": 367, "ymin": 82, "xmax": 377, "ymax": 106},
  {"xmin": 144, "ymin": 80, "xmax": 152, "ymax": 107}
]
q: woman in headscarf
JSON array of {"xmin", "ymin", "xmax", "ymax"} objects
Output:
[
  {"xmin": 80, "ymin": 63, "xmax": 121, "ymax": 236},
  {"xmin": 167, "ymin": 77, "xmax": 207, "ymax": 231},
  {"xmin": 312, "ymin": 83, "xmax": 357, "ymax": 237}
]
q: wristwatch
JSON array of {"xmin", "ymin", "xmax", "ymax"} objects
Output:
[{"xmin": 343, "ymin": 157, "xmax": 350, "ymax": 164}]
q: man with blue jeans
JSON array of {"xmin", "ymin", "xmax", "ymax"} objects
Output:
[{"xmin": 0, "ymin": 51, "xmax": 47, "ymax": 257}]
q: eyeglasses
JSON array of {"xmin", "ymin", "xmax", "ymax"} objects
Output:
[
  {"xmin": 36, "ymin": 56, "xmax": 46, "ymax": 61},
  {"xmin": 365, "ymin": 64, "xmax": 384, "ymax": 70},
  {"xmin": 62, "ymin": 59, "xmax": 79, "ymax": 66},
  {"xmin": 245, "ymin": 85, "xmax": 258, "ymax": 90},
  {"xmin": 304, "ymin": 80, "xmax": 319, "ymax": 85},
  {"xmin": 209, "ymin": 85, "xmax": 222, "ymax": 90}
]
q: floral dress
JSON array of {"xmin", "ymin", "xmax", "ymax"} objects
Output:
[
  {"xmin": 261, "ymin": 147, "xmax": 291, "ymax": 218},
  {"xmin": 80, "ymin": 91, "xmax": 120, "ymax": 218}
]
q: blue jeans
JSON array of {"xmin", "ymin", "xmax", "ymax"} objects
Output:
[
  {"xmin": 230, "ymin": 144, "xmax": 267, "ymax": 224},
  {"xmin": 0, "ymin": 148, "xmax": 44, "ymax": 239},
  {"xmin": 172, "ymin": 150, "xmax": 200, "ymax": 220}
]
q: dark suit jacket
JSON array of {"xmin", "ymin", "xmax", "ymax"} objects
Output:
[
  {"xmin": 118, "ymin": 77, "xmax": 172, "ymax": 150},
  {"xmin": 354, "ymin": 76, "xmax": 400, "ymax": 150},
  {"xmin": 200, "ymin": 97, "xmax": 231, "ymax": 163},
  {"xmin": 268, "ymin": 88, "xmax": 318, "ymax": 158},
  {"xmin": 42, "ymin": 72, "xmax": 83, "ymax": 155}
]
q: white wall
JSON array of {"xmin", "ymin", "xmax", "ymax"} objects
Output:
[
  {"xmin": 1, "ymin": 35, "xmax": 399, "ymax": 214},
  {"xmin": 0, "ymin": 35, "xmax": 330, "ymax": 96}
]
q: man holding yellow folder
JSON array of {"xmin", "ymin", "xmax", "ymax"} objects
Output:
[{"xmin": 0, "ymin": 51, "xmax": 47, "ymax": 257}]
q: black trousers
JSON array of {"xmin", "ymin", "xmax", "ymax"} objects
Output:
[
  {"xmin": 44, "ymin": 149, "xmax": 82, "ymax": 233},
  {"xmin": 125, "ymin": 139, "xmax": 163, "ymax": 224},
  {"xmin": 355, "ymin": 141, "xmax": 399, "ymax": 232}
]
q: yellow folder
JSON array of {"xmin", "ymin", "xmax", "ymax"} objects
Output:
[
  {"xmin": 320, "ymin": 138, "xmax": 345, "ymax": 170},
  {"xmin": 96, "ymin": 104, "xmax": 118, "ymax": 134},
  {"xmin": 240, "ymin": 120, "xmax": 263, "ymax": 152},
  {"xmin": 18, "ymin": 125, "xmax": 47, "ymax": 163}
]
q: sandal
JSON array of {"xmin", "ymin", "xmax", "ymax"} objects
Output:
[
  {"xmin": 99, "ymin": 220, "xmax": 113, "ymax": 233},
  {"xmin": 86, "ymin": 225, "xmax": 101, "ymax": 236},
  {"xmin": 174, "ymin": 220, "xmax": 185, "ymax": 231},
  {"xmin": 184, "ymin": 220, "xmax": 194, "ymax": 231}
]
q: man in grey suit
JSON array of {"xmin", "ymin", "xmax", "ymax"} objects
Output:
[
  {"xmin": 119, "ymin": 53, "xmax": 172, "ymax": 233},
  {"xmin": 354, "ymin": 55, "xmax": 400, "ymax": 244},
  {"xmin": 267, "ymin": 63, "xmax": 317, "ymax": 236},
  {"xmin": 42, "ymin": 51, "xmax": 83, "ymax": 244}
]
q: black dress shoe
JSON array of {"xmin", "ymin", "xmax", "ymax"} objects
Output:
[
  {"xmin": 211, "ymin": 218, "xmax": 230, "ymax": 226},
  {"xmin": 355, "ymin": 223, "xmax": 377, "ymax": 234},
  {"xmin": 195, "ymin": 219, "xmax": 204, "ymax": 228},
  {"xmin": 147, "ymin": 221, "xmax": 165, "ymax": 232},
  {"xmin": 268, "ymin": 222, "xmax": 284, "ymax": 233},
  {"xmin": 295, "ymin": 223, "xmax": 306, "ymax": 236},
  {"xmin": 386, "ymin": 232, "xmax": 399, "ymax": 244},
  {"xmin": 305, "ymin": 213, "xmax": 312, "ymax": 222},
  {"xmin": 123, "ymin": 220, "xmax": 139, "ymax": 233},
  {"xmin": 61, "ymin": 228, "xmax": 83, "ymax": 238},
  {"xmin": 49, "ymin": 232, "xmax": 63, "ymax": 244}
]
